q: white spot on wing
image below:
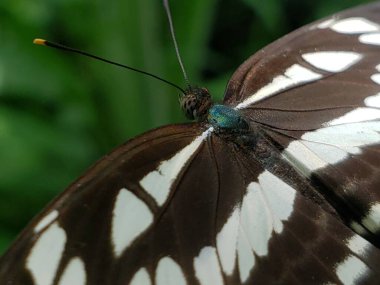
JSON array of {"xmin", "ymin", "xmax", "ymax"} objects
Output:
[
  {"xmin": 237, "ymin": 228, "xmax": 255, "ymax": 282},
  {"xmin": 240, "ymin": 172, "xmax": 296, "ymax": 257},
  {"xmin": 258, "ymin": 171, "xmax": 296, "ymax": 233},
  {"xmin": 362, "ymin": 203, "xmax": 380, "ymax": 234},
  {"xmin": 156, "ymin": 257, "xmax": 187, "ymax": 285},
  {"xmin": 216, "ymin": 207, "xmax": 239, "ymax": 275},
  {"xmin": 371, "ymin": 74, "xmax": 380, "ymax": 85},
  {"xmin": 336, "ymin": 255, "xmax": 368, "ymax": 285},
  {"xmin": 364, "ymin": 93, "xmax": 380, "ymax": 108},
  {"xmin": 305, "ymin": 140, "xmax": 357, "ymax": 164},
  {"xmin": 324, "ymin": 108, "xmax": 380, "ymax": 126},
  {"xmin": 130, "ymin": 268, "xmax": 151, "ymax": 285},
  {"xmin": 58, "ymin": 257, "xmax": 86, "ymax": 285},
  {"xmin": 284, "ymin": 119, "xmax": 380, "ymax": 175},
  {"xmin": 215, "ymin": 171, "xmax": 296, "ymax": 282},
  {"xmin": 112, "ymin": 188, "xmax": 153, "ymax": 257},
  {"xmin": 241, "ymin": 182, "xmax": 271, "ymax": 257},
  {"xmin": 235, "ymin": 64, "xmax": 322, "ymax": 109},
  {"xmin": 302, "ymin": 52, "xmax": 362, "ymax": 72},
  {"xmin": 346, "ymin": 235, "xmax": 370, "ymax": 256},
  {"xmin": 284, "ymin": 141, "xmax": 327, "ymax": 175},
  {"xmin": 26, "ymin": 222, "xmax": 67, "ymax": 285},
  {"xmin": 140, "ymin": 128, "xmax": 211, "ymax": 206},
  {"xmin": 331, "ymin": 17, "xmax": 380, "ymax": 34},
  {"xmin": 34, "ymin": 210, "xmax": 59, "ymax": 233},
  {"xmin": 359, "ymin": 33, "xmax": 380, "ymax": 46},
  {"xmin": 194, "ymin": 247, "xmax": 223, "ymax": 285}
]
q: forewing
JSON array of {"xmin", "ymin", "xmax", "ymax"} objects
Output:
[
  {"xmin": 0, "ymin": 123, "xmax": 209, "ymax": 284},
  {"xmin": 223, "ymin": 2, "xmax": 380, "ymax": 242}
]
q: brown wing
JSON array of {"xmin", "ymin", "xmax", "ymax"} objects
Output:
[
  {"xmin": 2, "ymin": 2, "xmax": 380, "ymax": 285},
  {"xmin": 223, "ymin": 2, "xmax": 380, "ymax": 244},
  {"xmin": 0, "ymin": 121, "xmax": 379, "ymax": 284}
]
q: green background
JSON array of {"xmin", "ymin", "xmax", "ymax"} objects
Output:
[{"xmin": 0, "ymin": 0, "xmax": 373, "ymax": 254}]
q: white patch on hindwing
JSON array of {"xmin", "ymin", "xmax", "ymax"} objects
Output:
[
  {"xmin": 302, "ymin": 52, "xmax": 362, "ymax": 73},
  {"xmin": 58, "ymin": 257, "xmax": 86, "ymax": 285},
  {"xmin": 216, "ymin": 207, "xmax": 240, "ymax": 276},
  {"xmin": 364, "ymin": 93, "xmax": 380, "ymax": 108},
  {"xmin": 129, "ymin": 268, "xmax": 151, "ymax": 285},
  {"xmin": 139, "ymin": 128, "xmax": 212, "ymax": 206},
  {"xmin": 130, "ymin": 258, "xmax": 186, "ymax": 285},
  {"xmin": 111, "ymin": 188, "xmax": 153, "ymax": 257},
  {"xmin": 34, "ymin": 210, "xmax": 59, "ymax": 233},
  {"xmin": 284, "ymin": 110, "xmax": 380, "ymax": 176},
  {"xmin": 236, "ymin": 228, "xmax": 255, "ymax": 283},
  {"xmin": 346, "ymin": 235, "xmax": 371, "ymax": 257},
  {"xmin": 26, "ymin": 222, "xmax": 67, "ymax": 285},
  {"xmin": 284, "ymin": 141, "xmax": 327, "ymax": 176},
  {"xmin": 283, "ymin": 105, "xmax": 380, "ymax": 237},
  {"xmin": 362, "ymin": 203, "xmax": 380, "ymax": 234},
  {"xmin": 324, "ymin": 108, "xmax": 380, "ymax": 126},
  {"xmin": 155, "ymin": 257, "xmax": 187, "ymax": 285},
  {"xmin": 194, "ymin": 247, "xmax": 224, "ymax": 285},
  {"xmin": 214, "ymin": 171, "xmax": 296, "ymax": 283},
  {"xmin": 335, "ymin": 255, "xmax": 369, "ymax": 285}
]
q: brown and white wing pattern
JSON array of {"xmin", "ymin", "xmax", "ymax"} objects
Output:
[
  {"xmin": 1, "ymin": 1, "xmax": 380, "ymax": 285},
  {"xmin": 224, "ymin": 2, "xmax": 380, "ymax": 244},
  {"xmin": 1, "ymin": 122, "xmax": 379, "ymax": 285}
]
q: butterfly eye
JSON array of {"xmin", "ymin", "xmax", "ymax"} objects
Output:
[
  {"xmin": 180, "ymin": 87, "xmax": 212, "ymax": 120},
  {"xmin": 180, "ymin": 94, "xmax": 196, "ymax": 119}
]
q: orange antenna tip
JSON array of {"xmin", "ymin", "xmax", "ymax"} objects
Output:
[{"xmin": 33, "ymin": 38, "xmax": 46, "ymax": 45}]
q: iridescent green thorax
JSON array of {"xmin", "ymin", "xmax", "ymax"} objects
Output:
[{"xmin": 208, "ymin": 104, "xmax": 248, "ymax": 131}]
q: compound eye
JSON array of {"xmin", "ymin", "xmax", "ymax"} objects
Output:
[{"xmin": 180, "ymin": 96, "xmax": 198, "ymax": 120}]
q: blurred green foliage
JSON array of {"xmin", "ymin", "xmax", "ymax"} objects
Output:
[{"xmin": 0, "ymin": 0, "xmax": 373, "ymax": 254}]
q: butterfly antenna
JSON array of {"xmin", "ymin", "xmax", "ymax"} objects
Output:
[
  {"xmin": 163, "ymin": 0, "xmax": 191, "ymax": 90},
  {"xmin": 33, "ymin": 38, "xmax": 186, "ymax": 94}
]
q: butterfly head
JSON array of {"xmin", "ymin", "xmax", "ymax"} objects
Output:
[{"xmin": 180, "ymin": 87, "xmax": 213, "ymax": 121}]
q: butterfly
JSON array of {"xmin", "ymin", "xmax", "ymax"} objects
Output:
[{"xmin": 1, "ymin": 1, "xmax": 380, "ymax": 284}]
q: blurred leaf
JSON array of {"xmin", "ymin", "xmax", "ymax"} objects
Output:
[
  {"xmin": 0, "ymin": 228, "xmax": 13, "ymax": 254},
  {"xmin": 242, "ymin": 0, "xmax": 285, "ymax": 33}
]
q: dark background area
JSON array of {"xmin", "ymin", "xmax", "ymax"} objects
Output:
[{"xmin": 0, "ymin": 0, "xmax": 373, "ymax": 253}]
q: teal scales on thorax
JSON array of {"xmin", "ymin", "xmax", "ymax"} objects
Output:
[{"xmin": 208, "ymin": 104, "xmax": 248, "ymax": 131}]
